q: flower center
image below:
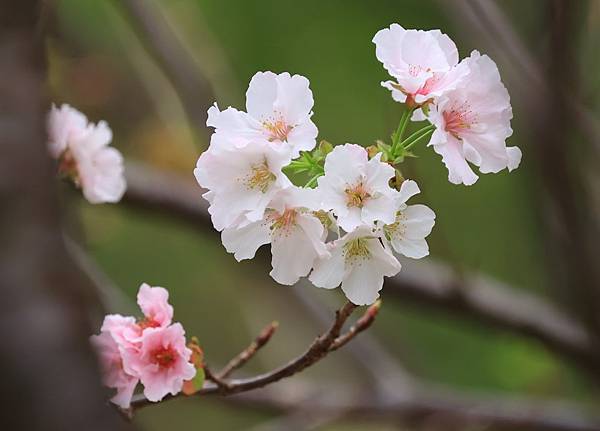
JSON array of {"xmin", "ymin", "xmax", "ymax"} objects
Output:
[
  {"xmin": 270, "ymin": 208, "xmax": 297, "ymax": 235},
  {"xmin": 263, "ymin": 118, "xmax": 293, "ymax": 142},
  {"xmin": 383, "ymin": 213, "xmax": 406, "ymax": 240},
  {"xmin": 345, "ymin": 182, "xmax": 371, "ymax": 208},
  {"xmin": 58, "ymin": 149, "xmax": 80, "ymax": 184},
  {"xmin": 152, "ymin": 347, "xmax": 176, "ymax": 368},
  {"xmin": 244, "ymin": 160, "xmax": 276, "ymax": 193},
  {"xmin": 343, "ymin": 238, "xmax": 371, "ymax": 265},
  {"xmin": 443, "ymin": 102, "xmax": 475, "ymax": 138},
  {"xmin": 138, "ymin": 318, "xmax": 160, "ymax": 330}
]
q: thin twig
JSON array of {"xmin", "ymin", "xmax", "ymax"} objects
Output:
[
  {"xmin": 131, "ymin": 301, "xmax": 359, "ymax": 409},
  {"xmin": 203, "ymin": 365, "xmax": 230, "ymax": 392},
  {"xmin": 329, "ymin": 300, "xmax": 380, "ymax": 352},
  {"xmin": 218, "ymin": 321, "xmax": 279, "ymax": 379}
]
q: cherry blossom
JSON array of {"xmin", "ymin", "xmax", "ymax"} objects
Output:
[
  {"xmin": 91, "ymin": 283, "xmax": 195, "ymax": 407},
  {"xmin": 221, "ymin": 187, "xmax": 329, "ymax": 285},
  {"xmin": 316, "ymin": 144, "xmax": 399, "ymax": 232},
  {"xmin": 137, "ymin": 283, "xmax": 173, "ymax": 329},
  {"xmin": 207, "ymin": 71, "xmax": 318, "ymax": 158},
  {"xmin": 309, "ymin": 226, "xmax": 401, "ymax": 305},
  {"xmin": 90, "ymin": 331, "xmax": 139, "ymax": 409},
  {"xmin": 373, "ymin": 24, "xmax": 467, "ymax": 105},
  {"xmin": 194, "ymin": 135, "xmax": 292, "ymax": 231},
  {"xmin": 425, "ymin": 51, "xmax": 521, "ymax": 185},
  {"xmin": 121, "ymin": 323, "xmax": 195, "ymax": 403},
  {"xmin": 380, "ymin": 180, "xmax": 436, "ymax": 259},
  {"xmin": 47, "ymin": 104, "xmax": 126, "ymax": 204}
]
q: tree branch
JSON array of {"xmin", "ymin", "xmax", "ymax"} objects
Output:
[
  {"xmin": 122, "ymin": 162, "xmax": 600, "ymax": 379},
  {"xmin": 130, "ymin": 301, "xmax": 361, "ymax": 409},
  {"xmin": 220, "ymin": 384, "xmax": 600, "ymax": 431},
  {"xmin": 217, "ymin": 321, "xmax": 279, "ymax": 380}
]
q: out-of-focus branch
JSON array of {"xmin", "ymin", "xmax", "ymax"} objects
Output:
[
  {"xmin": 131, "ymin": 302, "xmax": 364, "ymax": 407},
  {"xmin": 219, "ymin": 384, "xmax": 600, "ymax": 431},
  {"xmin": 119, "ymin": 0, "xmax": 215, "ymax": 132},
  {"xmin": 122, "ymin": 162, "xmax": 600, "ymax": 379}
]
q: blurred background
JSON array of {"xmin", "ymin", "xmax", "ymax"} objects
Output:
[{"xmin": 39, "ymin": 0, "xmax": 600, "ymax": 429}]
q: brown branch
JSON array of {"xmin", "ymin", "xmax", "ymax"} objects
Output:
[
  {"xmin": 131, "ymin": 301, "xmax": 359, "ymax": 409},
  {"xmin": 329, "ymin": 300, "xmax": 380, "ymax": 352},
  {"xmin": 122, "ymin": 162, "xmax": 600, "ymax": 379},
  {"xmin": 217, "ymin": 321, "xmax": 279, "ymax": 379}
]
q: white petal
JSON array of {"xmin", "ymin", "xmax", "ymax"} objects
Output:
[
  {"xmin": 270, "ymin": 215, "xmax": 326, "ymax": 285},
  {"xmin": 362, "ymin": 194, "xmax": 397, "ymax": 226},
  {"xmin": 432, "ymin": 133, "xmax": 479, "ymax": 185},
  {"xmin": 246, "ymin": 71, "xmax": 278, "ymax": 120},
  {"xmin": 275, "ymin": 73, "xmax": 314, "ymax": 124},
  {"xmin": 309, "ymin": 243, "xmax": 345, "ymax": 289},
  {"xmin": 323, "ymin": 144, "xmax": 368, "ymax": 178},
  {"xmin": 342, "ymin": 239, "xmax": 400, "ymax": 305},
  {"xmin": 507, "ymin": 146, "xmax": 522, "ymax": 171},
  {"xmin": 286, "ymin": 120, "xmax": 318, "ymax": 157},
  {"xmin": 397, "ymin": 179, "xmax": 420, "ymax": 205},
  {"xmin": 221, "ymin": 220, "xmax": 271, "ymax": 261}
]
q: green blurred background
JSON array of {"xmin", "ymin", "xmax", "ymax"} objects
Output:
[{"xmin": 48, "ymin": 0, "xmax": 599, "ymax": 429}]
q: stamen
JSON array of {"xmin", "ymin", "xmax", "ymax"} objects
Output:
[
  {"xmin": 443, "ymin": 101, "xmax": 476, "ymax": 138},
  {"xmin": 383, "ymin": 212, "xmax": 407, "ymax": 241},
  {"xmin": 263, "ymin": 114, "xmax": 293, "ymax": 142},
  {"xmin": 345, "ymin": 181, "xmax": 371, "ymax": 208},
  {"xmin": 243, "ymin": 160, "xmax": 276, "ymax": 193},
  {"xmin": 152, "ymin": 347, "xmax": 175, "ymax": 368},
  {"xmin": 343, "ymin": 238, "xmax": 372, "ymax": 265},
  {"xmin": 270, "ymin": 208, "xmax": 297, "ymax": 236}
]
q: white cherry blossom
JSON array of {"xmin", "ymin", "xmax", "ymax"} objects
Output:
[
  {"xmin": 425, "ymin": 51, "xmax": 521, "ymax": 185},
  {"xmin": 316, "ymin": 144, "xmax": 398, "ymax": 233},
  {"xmin": 309, "ymin": 226, "xmax": 401, "ymax": 305},
  {"xmin": 380, "ymin": 180, "xmax": 436, "ymax": 259},
  {"xmin": 47, "ymin": 104, "xmax": 126, "ymax": 204},
  {"xmin": 373, "ymin": 24, "xmax": 467, "ymax": 105},
  {"xmin": 207, "ymin": 71, "xmax": 318, "ymax": 158},
  {"xmin": 194, "ymin": 135, "xmax": 292, "ymax": 231},
  {"xmin": 221, "ymin": 187, "xmax": 329, "ymax": 285}
]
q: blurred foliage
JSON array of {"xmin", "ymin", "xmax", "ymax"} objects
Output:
[{"xmin": 50, "ymin": 0, "xmax": 598, "ymax": 429}]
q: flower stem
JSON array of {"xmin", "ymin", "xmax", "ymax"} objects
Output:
[
  {"xmin": 403, "ymin": 128, "xmax": 434, "ymax": 151},
  {"xmin": 391, "ymin": 108, "xmax": 413, "ymax": 153},
  {"xmin": 400, "ymin": 124, "xmax": 435, "ymax": 149}
]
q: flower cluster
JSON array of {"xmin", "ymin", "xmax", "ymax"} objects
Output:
[
  {"xmin": 373, "ymin": 24, "xmax": 521, "ymax": 185},
  {"xmin": 90, "ymin": 283, "xmax": 196, "ymax": 408},
  {"xmin": 195, "ymin": 71, "xmax": 436, "ymax": 305},
  {"xmin": 47, "ymin": 104, "xmax": 126, "ymax": 203}
]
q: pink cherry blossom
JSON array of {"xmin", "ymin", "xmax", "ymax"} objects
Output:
[
  {"xmin": 47, "ymin": 104, "xmax": 126, "ymax": 204},
  {"xmin": 425, "ymin": 51, "xmax": 521, "ymax": 185},
  {"xmin": 122, "ymin": 323, "xmax": 196, "ymax": 402},
  {"xmin": 101, "ymin": 314, "xmax": 141, "ymax": 347},
  {"xmin": 373, "ymin": 24, "xmax": 467, "ymax": 105},
  {"xmin": 90, "ymin": 331, "xmax": 139, "ymax": 409},
  {"xmin": 207, "ymin": 71, "xmax": 318, "ymax": 158},
  {"xmin": 137, "ymin": 283, "xmax": 173, "ymax": 329}
]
